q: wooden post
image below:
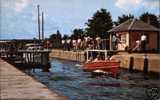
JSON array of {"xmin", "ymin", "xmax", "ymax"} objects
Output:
[
  {"xmin": 26, "ymin": 53, "xmax": 29, "ymax": 63},
  {"xmin": 42, "ymin": 52, "xmax": 50, "ymax": 72},
  {"xmin": 109, "ymin": 33, "xmax": 112, "ymax": 50},
  {"xmin": 129, "ymin": 56, "xmax": 134, "ymax": 72},
  {"xmin": 86, "ymin": 50, "xmax": 88, "ymax": 62},
  {"xmin": 33, "ymin": 52, "xmax": 35, "ymax": 64},
  {"xmin": 29, "ymin": 52, "xmax": 32, "ymax": 63},
  {"xmin": 143, "ymin": 54, "xmax": 148, "ymax": 74},
  {"xmin": 105, "ymin": 50, "xmax": 107, "ymax": 60}
]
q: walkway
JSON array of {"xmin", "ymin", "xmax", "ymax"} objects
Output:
[{"xmin": 0, "ymin": 58, "xmax": 66, "ymax": 100}]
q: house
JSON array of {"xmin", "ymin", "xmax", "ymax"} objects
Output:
[{"xmin": 108, "ymin": 19, "xmax": 160, "ymax": 52}]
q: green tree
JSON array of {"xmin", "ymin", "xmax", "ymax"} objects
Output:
[
  {"xmin": 139, "ymin": 12, "xmax": 160, "ymax": 28},
  {"xmin": 62, "ymin": 34, "xmax": 69, "ymax": 39},
  {"xmin": 85, "ymin": 8, "xmax": 113, "ymax": 38},
  {"xmin": 71, "ymin": 28, "xmax": 84, "ymax": 39},
  {"xmin": 114, "ymin": 14, "xmax": 134, "ymax": 26},
  {"xmin": 49, "ymin": 30, "xmax": 62, "ymax": 48}
]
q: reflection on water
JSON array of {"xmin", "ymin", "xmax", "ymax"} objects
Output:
[{"xmin": 28, "ymin": 58, "xmax": 160, "ymax": 100}]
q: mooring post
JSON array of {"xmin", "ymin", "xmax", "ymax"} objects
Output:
[
  {"xmin": 143, "ymin": 54, "xmax": 148, "ymax": 74},
  {"xmin": 42, "ymin": 52, "xmax": 50, "ymax": 72},
  {"xmin": 129, "ymin": 56, "xmax": 134, "ymax": 72}
]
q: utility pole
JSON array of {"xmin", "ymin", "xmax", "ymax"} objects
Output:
[
  {"xmin": 37, "ymin": 5, "xmax": 41, "ymax": 41},
  {"xmin": 42, "ymin": 12, "xmax": 44, "ymax": 41}
]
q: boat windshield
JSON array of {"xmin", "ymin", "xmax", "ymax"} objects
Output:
[{"xmin": 85, "ymin": 49, "xmax": 117, "ymax": 62}]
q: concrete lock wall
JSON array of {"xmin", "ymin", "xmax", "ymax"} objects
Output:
[
  {"xmin": 49, "ymin": 49, "xmax": 85, "ymax": 62},
  {"xmin": 50, "ymin": 49, "xmax": 160, "ymax": 73},
  {"xmin": 111, "ymin": 54, "xmax": 160, "ymax": 73}
]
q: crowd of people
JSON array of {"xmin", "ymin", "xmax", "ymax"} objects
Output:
[{"xmin": 61, "ymin": 36, "xmax": 103, "ymax": 51}]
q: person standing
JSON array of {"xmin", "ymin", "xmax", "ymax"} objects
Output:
[
  {"xmin": 61, "ymin": 39, "xmax": 65, "ymax": 50},
  {"xmin": 72, "ymin": 39, "xmax": 77, "ymax": 51},
  {"xmin": 112, "ymin": 34, "xmax": 117, "ymax": 50},
  {"xmin": 77, "ymin": 37, "xmax": 81, "ymax": 50},
  {"xmin": 96, "ymin": 35, "xmax": 101, "ymax": 49},
  {"xmin": 66, "ymin": 38, "xmax": 71, "ymax": 51},
  {"xmin": 141, "ymin": 33, "xmax": 147, "ymax": 52}
]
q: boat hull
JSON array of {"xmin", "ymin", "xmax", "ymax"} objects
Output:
[{"xmin": 83, "ymin": 60, "xmax": 120, "ymax": 77}]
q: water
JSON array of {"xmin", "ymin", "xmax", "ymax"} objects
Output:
[{"xmin": 27, "ymin": 58, "xmax": 160, "ymax": 100}]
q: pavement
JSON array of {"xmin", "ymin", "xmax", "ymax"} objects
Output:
[{"xmin": 0, "ymin": 58, "xmax": 67, "ymax": 100}]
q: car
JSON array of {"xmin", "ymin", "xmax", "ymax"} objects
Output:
[{"xmin": 25, "ymin": 43, "xmax": 43, "ymax": 50}]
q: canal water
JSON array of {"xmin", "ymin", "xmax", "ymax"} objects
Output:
[{"xmin": 27, "ymin": 58, "xmax": 160, "ymax": 100}]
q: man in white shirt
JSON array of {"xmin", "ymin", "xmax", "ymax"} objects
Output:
[
  {"xmin": 141, "ymin": 34, "xmax": 147, "ymax": 41},
  {"xmin": 61, "ymin": 39, "xmax": 65, "ymax": 50},
  {"xmin": 141, "ymin": 33, "xmax": 147, "ymax": 52}
]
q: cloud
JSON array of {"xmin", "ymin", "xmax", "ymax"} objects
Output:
[
  {"xmin": 15, "ymin": 0, "xmax": 31, "ymax": 12},
  {"xmin": 115, "ymin": 0, "xmax": 142, "ymax": 13},
  {"xmin": 115, "ymin": 0, "xmax": 160, "ymax": 13},
  {"xmin": 143, "ymin": 0, "xmax": 160, "ymax": 9},
  {"xmin": 115, "ymin": 0, "xmax": 125, "ymax": 10}
]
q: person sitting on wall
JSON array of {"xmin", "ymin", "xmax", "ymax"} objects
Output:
[{"xmin": 132, "ymin": 40, "xmax": 141, "ymax": 52}]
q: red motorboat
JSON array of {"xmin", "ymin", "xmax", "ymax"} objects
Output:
[{"xmin": 83, "ymin": 50, "xmax": 120, "ymax": 77}]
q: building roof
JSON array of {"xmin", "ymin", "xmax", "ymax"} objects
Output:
[{"xmin": 108, "ymin": 19, "xmax": 160, "ymax": 33}]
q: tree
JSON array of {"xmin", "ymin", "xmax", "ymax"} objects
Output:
[
  {"xmin": 62, "ymin": 34, "xmax": 69, "ymax": 39},
  {"xmin": 71, "ymin": 28, "xmax": 84, "ymax": 39},
  {"xmin": 85, "ymin": 8, "xmax": 113, "ymax": 38},
  {"xmin": 49, "ymin": 30, "xmax": 62, "ymax": 48},
  {"xmin": 140, "ymin": 12, "xmax": 160, "ymax": 28},
  {"xmin": 114, "ymin": 14, "xmax": 134, "ymax": 26},
  {"xmin": 50, "ymin": 30, "xmax": 62, "ymax": 40}
]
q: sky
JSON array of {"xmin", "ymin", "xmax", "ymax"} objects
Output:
[{"xmin": 0, "ymin": 0, "xmax": 159, "ymax": 39}]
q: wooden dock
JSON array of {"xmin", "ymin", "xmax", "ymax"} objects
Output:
[
  {"xmin": 0, "ymin": 49, "xmax": 51, "ymax": 71},
  {"xmin": 0, "ymin": 58, "xmax": 66, "ymax": 100}
]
